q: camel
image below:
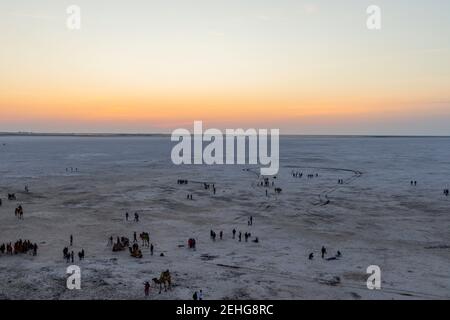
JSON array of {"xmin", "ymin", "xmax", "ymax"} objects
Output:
[
  {"xmin": 152, "ymin": 270, "xmax": 172, "ymax": 294},
  {"xmin": 129, "ymin": 247, "xmax": 143, "ymax": 258},
  {"xmin": 112, "ymin": 243, "xmax": 124, "ymax": 252},
  {"xmin": 112, "ymin": 237, "xmax": 129, "ymax": 252},
  {"xmin": 140, "ymin": 232, "xmax": 150, "ymax": 247},
  {"xmin": 129, "ymin": 243, "xmax": 142, "ymax": 258}
]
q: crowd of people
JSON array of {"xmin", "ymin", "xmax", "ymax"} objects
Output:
[
  {"xmin": 292, "ymin": 171, "xmax": 319, "ymax": 179},
  {"xmin": 0, "ymin": 239, "xmax": 38, "ymax": 256},
  {"xmin": 210, "ymin": 217, "xmax": 259, "ymax": 244},
  {"xmin": 62, "ymin": 235, "xmax": 85, "ymax": 263},
  {"xmin": 3, "ymin": 164, "xmax": 446, "ymax": 301},
  {"xmin": 62, "ymin": 247, "xmax": 85, "ymax": 263}
]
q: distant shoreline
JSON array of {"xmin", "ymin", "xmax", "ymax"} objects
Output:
[
  {"xmin": 0, "ymin": 132, "xmax": 449, "ymax": 138},
  {"xmin": 0, "ymin": 132, "xmax": 168, "ymax": 138}
]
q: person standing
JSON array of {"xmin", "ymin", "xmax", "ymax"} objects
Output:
[
  {"xmin": 321, "ymin": 246, "xmax": 327, "ymax": 259},
  {"xmin": 144, "ymin": 281, "xmax": 150, "ymax": 297}
]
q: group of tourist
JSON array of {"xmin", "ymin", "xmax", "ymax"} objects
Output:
[
  {"xmin": 203, "ymin": 183, "xmax": 216, "ymax": 195},
  {"xmin": 63, "ymin": 247, "xmax": 85, "ymax": 263},
  {"xmin": 308, "ymin": 246, "xmax": 342, "ymax": 261},
  {"xmin": 292, "ymin": 171, "xmax": 303, "ymax": 178},
  {"xmin": 125, "ymin": 212, "xmax": 140, "ymax": 222},
  {"xmin": 0, "ymin": 239, "xmax": 38, "ymax": 256},
  {"xmin": 62, "ymin": 235, "xmax": 85, "ymax": 263},
  {"xmin": 292, "ymin": 171, "xmax": 319, "ymax": 179},
  {"xmin": 258, "ymin": 177, "xmax": 273, "ymax": 187}
]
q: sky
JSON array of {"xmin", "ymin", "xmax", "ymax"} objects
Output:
[{"xmin": 0, "ymin": 0, "xmax": 449, "ymax": 134}]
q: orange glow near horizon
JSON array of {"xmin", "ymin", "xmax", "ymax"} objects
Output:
[{"xmin": 1, "ymin": 1, "xmax": 449, "ymax": 134}]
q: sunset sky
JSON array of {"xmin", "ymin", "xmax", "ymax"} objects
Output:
[{"xmin": 1, "ymin": 0, "xmax": 449, "ymax": 134}]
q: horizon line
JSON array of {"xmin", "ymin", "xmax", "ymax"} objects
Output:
[{"xmin": 1, "ymin": 132, "xmax": 449, "ymax": 138}]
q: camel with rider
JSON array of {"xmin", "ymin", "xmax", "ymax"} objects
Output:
[{"xmin": 152, "ymin": 270, "xmax": 172, "ymax": 294}]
